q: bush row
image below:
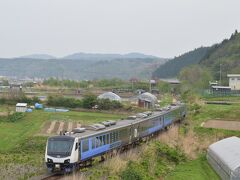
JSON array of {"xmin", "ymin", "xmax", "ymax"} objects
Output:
[
  {"xmin": 47, "ymin": 95, "xmax": 123, "ymax": 110},
  {"xmin": 0, "ymin": 96, "xmax": 39, "ymax": 105}
]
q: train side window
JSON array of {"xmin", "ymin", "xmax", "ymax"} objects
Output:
[
  {"xmin": 99, "ymin": 136, "xmax": 103, "ymax": 146},
  {"xmin": 106, "ymin": 134, "xmax": 109, "ymax": 144},
  {"xmin": 82, "ymin": 139, "xmax": 89, "ymax": 152},
  {"xmin": 117, "ymin": 131, "xmax": 119, "ymax": 141},
  {"xmin": 110, "ymin": 133, "xmax": 114, "ymax": 143},
  {"xmin": 113, "ymin": 132, "xmax": 116, "ymax": 142},
  {"xmin": 92, "ymin": 137, "xmax": 95, "ymax": 149},
  {"xmin": 103, "ymin": 135, "xmax": 106, "ymax": 145},
  {"xmin": 96, "ymin": 137, "xmax": 100, "ymax": 148}
]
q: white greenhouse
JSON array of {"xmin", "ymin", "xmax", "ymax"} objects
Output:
[
  {"xmin": 97, "ymin": 92, "xmax": 121, "ymax": 101},
  {"xmin": 207, "ymin": 136, "xmax": 240, "ymax": 180},
  {"xmin": 138, "ymin": 92, "xmax": 158, "ymax": 109}
]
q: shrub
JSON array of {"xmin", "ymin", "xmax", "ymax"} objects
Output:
[
  {"xmin": 120, "ymin": 161, "xmax": 151, "ymax": 180},
  {"xmin": 82, "ymin": 95, "xmax": 97, "ymax": 109},
  {"xmin": 46, "ymin": 95, "xmax": 123, "ymax": 110},
  {"xmin": 97, "ymin": 99, "xmax": 123, "ymax": 110},
  {"xmin": 155, "ymin": 142, "xmax": 186, "ymax": 164},
  {"xmin": 8, "ymin": 112, "xmax": 24, "ymax": 122},
  {"xmin": 0, "ymin": 98, "xmax": 6, "ymax": 104},
  {"xmin": 0, "ymin": 96, "xmax": 40, "ymax": 105},
  {"xmin": 47, "ymin": 96, "xmax": 82, "ymax": 108}
]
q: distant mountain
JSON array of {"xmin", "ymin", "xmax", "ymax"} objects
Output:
[
  {"xmin": 152, "ymin": 47, "xmax": 210, "ymax": 78},
  {"xmin": 63, "ymin": 52, "xmax": 159, "ymax": 60},
  {"xmin": 18, "ymin": 54, "xmax": 56, "ymax": 60},
  {"xmin": 0, "ymin": 54, "xmax": 166, "ymax": 80}
]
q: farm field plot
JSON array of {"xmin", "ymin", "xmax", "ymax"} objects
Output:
[
  {"xmin": 203, "ymin": 120, "xmax": 240, "ymax": 131},
  {"xmin": 192, "ymin": 104, "xmax": 240, "ymax": 125},
  {"xmin": 0, "ymin": 109, "xmax": 124, "ymax": 151},
  {"xmin": 40, "ymin": 121, "xmax": 82, "ymax": 135}
]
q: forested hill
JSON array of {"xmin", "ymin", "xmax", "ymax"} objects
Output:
[
  {"xmin": 152, "ymin": 47, "xmax": 210, "ymax": 78},
  {"xmin": 199, "ymin": 30, "xmax": 240, "ymax": 83}
]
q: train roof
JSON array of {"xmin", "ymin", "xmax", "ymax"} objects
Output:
[{"xmin": 64, "ymin": 103, "xmax": 185, "ymax": 140}]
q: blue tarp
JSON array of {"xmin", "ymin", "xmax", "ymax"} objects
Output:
[
  {"xmin": 44, "ymin": 108, "xmax": 56, "ymax": 112},
  {"xmin": 35, "ymin": 103, "xmax": 43, "ymax": 109},
  {"xmin": 26, "ymin": 108, "xmax": 33, "ymax": 112},
  {"xmin": 56, "ymin": 108, "xmax": 69, "ymax": 112},
  {"xmin": 44, "ymin": 108, "xmax": 69, "ymax": 112}
]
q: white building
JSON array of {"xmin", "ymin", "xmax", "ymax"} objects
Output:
[
  {"xmin": 227, "ymin": 74, "xmax": 240, "ymax": 90},
  {"xmin": 16, "ymin": 103, "xmax": 27, "ymax": 112}
]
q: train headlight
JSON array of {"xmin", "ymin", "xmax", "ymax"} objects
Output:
[
  {"xmin": 64, "ymin": 159, "xmax": 70, "ymax": 164},
  {"xmin": 55, "ymin": 164, "xmax": 60, "ymax": 169},
  {"xmin": 47, "ymin": 158, "xmax": 53, "ymax": 163}
]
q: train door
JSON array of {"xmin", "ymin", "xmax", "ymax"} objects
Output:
[
  {"xmin": 129, "ymin": 126, "xmax": 133, "ymax": 143},
  {"xmin": 133, "ymin": 124, "xmax": 140, "ymax": 139},
  {"xmin": 160, "ymin": 116, "xmax": 164, "ymax": 129},
  {"xmin": 78, "ymin": 141, "xmax": 81, "ymax": 161},
  {"xmin": 73, "ymin": 139, "xmax": 79, "ymax": 162}
]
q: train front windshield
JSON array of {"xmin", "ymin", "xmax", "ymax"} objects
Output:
[{"xmin": 47, "ymin": 138, "xmax": 74, "ymax": 156}]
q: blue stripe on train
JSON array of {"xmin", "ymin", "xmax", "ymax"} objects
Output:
[
  {"xmin": 81, "ymin": 144, "xmax": 110, "ymax": 160},
  {"xmin": 164, "ymin": 118, "xmax": 173, "ymax": 127},
  {"xmin": 81, "ymin": 140, "xmax": 122, "ymax": 160},
  {"xmin": 148, "ymin": 124, "xmax": 163, "ymax": 134}
]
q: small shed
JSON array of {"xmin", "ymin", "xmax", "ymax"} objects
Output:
[
  {"xmin": 138, "ymin": 92, "xmax": 157, "ymax": 109},
  {"xmin": 211, "ymin": 85, "xmax": 231, "ymax": 95},
  {"xmin": 207, "ymin": 136, "xmax": 240, "ymax": 180},
  {"xmin": 16, "ymin": 103, "xmax": 27, "ymax": 112},
  {"xmin": 97, "ymin": 92, "xmax": 121, "ymax": 101}
]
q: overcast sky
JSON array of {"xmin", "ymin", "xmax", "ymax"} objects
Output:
[{"xmin": 0, "ymin": 0, "xmax": 240, "ymax": 58}]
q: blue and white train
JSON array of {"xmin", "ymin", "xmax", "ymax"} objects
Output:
[{"xmin": 45, "ymin": 103, "xmax": 186, "ymax": 173}]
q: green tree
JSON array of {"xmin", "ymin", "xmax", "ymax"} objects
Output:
[
  {"xmin": 179, "ymin": 65, "xmax": 212, "ymax": 92},
  {"xmin": 82, "ymin": 94, "xmax": 97, "ymax": 109}
]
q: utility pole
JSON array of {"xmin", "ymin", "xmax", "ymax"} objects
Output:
[
  {"xmin": 219, "ymin": 64, "xmax": 222, "ymax": 85},
  {"xmin": 149, "ymin": 80, "xmax": 152, "ymax": 93}
]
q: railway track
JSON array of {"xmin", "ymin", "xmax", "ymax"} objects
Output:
[
  {"xmin": 39, "ymin": 173, "xmax": 63, "ymax": 180},
  {"xmin": 30, "ymin": 173, "xmax": 62, "ymax": 180}
]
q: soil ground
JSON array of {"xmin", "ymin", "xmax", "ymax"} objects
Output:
[
  {"xmin": 40, "ymin": 121, "xmax": 81, "ymax": 135},
  {"xmin": 203, "ymin": 120, "xmax": 240, "ymax": 131}
]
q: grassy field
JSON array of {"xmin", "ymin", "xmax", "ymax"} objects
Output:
[
  {"xmin": 191, "ymin": 103, "xmax": 240, "ymax": 125},
  {"xmin": 166, "ymin": 156, "xmax": 219, "ymax": 180},
  {"xmin": 202, "ymin": 95, "xmax": 240, "ymax": 102},
  {"xmin": 0, "ymin": 106, "xmax": 124, "ymax": 151},
  {"xmin": 0, "ymin": 105, "xmax": 125, "ymax": 179},
  {"xmin": 1, "ymin": 100, "xmax": 240, "ymax": 179},
  {"xmin": 78, "ymin": 102, "xmax": 240, "ymax": 180}
]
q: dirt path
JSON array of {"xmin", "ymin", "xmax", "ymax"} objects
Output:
[
  {"xmin": 67, "ymin": 122, "xmax": 73, "ymax": 132},
  {"xmin": 0, "ymin": 112, "xmax": 8, "ymax": 116},
  {"xmin": 57, "ymin": 121, "xmax": 65, "ymax": 134},
  {"xmin": 203, "ymin": 120, "xmax": 240, "ymax": 131},
  {"xmin": 46, "ymin": 121, "xmax": 56, "ymax": 134},
  {"xmin": 40, "ymin": 121, "xmax": 82, "ymax": 135}
]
